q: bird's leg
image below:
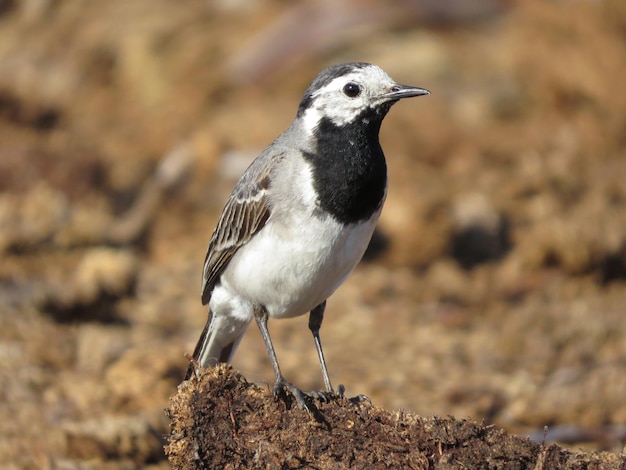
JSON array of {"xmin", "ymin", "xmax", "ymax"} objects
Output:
[
  {"xmin": 253, "ymin": 304, "xmax": 309, "ymax": 410},
  {"xmin": 309, "ymin": 302, "xmax": 370, "ymax": 404},
  {"xmin": 308, "ymin": 301, "xmax": 335, "ymax": 394}
]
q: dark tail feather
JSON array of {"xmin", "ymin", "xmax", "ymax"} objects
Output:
[{"xmin": 184, "ymin": 309, "xmax": 249, "ymax": 380}]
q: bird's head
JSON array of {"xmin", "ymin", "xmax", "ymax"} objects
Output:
[{"xmin": 297, "ymin": 62, "xmax": 429, "ymax": 133}]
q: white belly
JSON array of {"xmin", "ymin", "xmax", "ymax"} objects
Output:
[{"xmin": 212, "ymin": 212, "xmax": 379, "ymax": 321}]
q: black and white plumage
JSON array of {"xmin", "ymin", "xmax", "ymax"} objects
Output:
[{"xmin": 186, "ymin": 62, "xmax": 429, "ymax": 407}]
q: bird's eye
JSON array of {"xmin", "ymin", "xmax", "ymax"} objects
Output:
[{"xmin": 343, "ymin": 82, "xmax": 361, "ymax": 98}]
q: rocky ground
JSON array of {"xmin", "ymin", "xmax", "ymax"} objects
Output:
[{"xmin": 0, "ymin": 0, "xmax": 625, "ymax": 468}]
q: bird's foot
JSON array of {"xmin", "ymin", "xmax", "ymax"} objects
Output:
[
  {"xmin": 303, "ymin": 389, "xmax": 335, "ymax": 403},
  {"xmin": 273, "ymin": 378, "xmax": 312, "ymax": 410},
  {"xmin": 336, "ymin": 383, "xmax": 371, "ymax": 405},
  {"xmin": 348, "ymin": 393, "xmax": 372, "ymax": 404},
  {"xmin": 272, "ymin": 379, "xmax": 370, "ymax": 411},
  {"xmin": 272, "ymin": 379, "xmax": 344, "ymax": 411}
]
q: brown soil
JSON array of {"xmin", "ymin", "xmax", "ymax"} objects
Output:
[
  {"xmin": 1, "ymin": 1, "xmax": 625, "ymax": 468},
  {"xmin": 166, "ymin": 365, "xmax": 626, "ymax": 469}
]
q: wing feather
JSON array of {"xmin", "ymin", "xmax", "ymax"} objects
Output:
[{"xmin": 200, "ymin": 153, "xmax": 278, "ymax": 304}]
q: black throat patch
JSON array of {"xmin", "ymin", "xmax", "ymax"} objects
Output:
[{"xmin": 303, "ymin": 110, "xmax": 388, "ymax": 225}]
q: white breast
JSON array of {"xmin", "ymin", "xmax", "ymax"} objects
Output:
[
  {"xmin": 212, "ymin": 160, "xmax": 382, "ymax": 321},
  {"xmin": 219, "ymin": 210, "xmax": 378, "ymax": 320}
]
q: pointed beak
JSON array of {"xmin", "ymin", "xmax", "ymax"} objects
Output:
[{"xmin": 381, "ymin": 84, "xmax": 430, "ymax": 101}]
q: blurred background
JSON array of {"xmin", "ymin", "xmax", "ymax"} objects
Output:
[{"xmin": 1, "ymin": 0, "xmax": 625, "ymax": 467}]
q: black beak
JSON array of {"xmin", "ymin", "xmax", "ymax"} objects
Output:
[{"xmin": 382, "ymin": 84, "xmax": 430, "ymax": 101}]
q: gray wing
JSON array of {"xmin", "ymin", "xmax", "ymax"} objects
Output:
[{"xmin": 201, "ymin": 152, "xmax": 281, "ymax": 304}]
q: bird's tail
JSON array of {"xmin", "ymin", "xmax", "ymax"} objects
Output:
[{"xmin": 185, "ymin": 309, "xmax": 250, "ymax": 380}]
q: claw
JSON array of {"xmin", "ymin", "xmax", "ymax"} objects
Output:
[
  {"xmin": 349, "ymin": 394, "xmax": 371, "ymax": 404},
  {"xmin": 272, "ymin": 378, "xmax": 349, "ymax": 411},
  {"xmin": 304, "ymin": 389, "xmax": 333, "ymax": 402},
  {"xmin": 273, "ymin": 378, "xmax": 311, "ymax": 411},
  {"xmin": 336, "ymin": 384, "xmax": 371, "ymax": 404}
]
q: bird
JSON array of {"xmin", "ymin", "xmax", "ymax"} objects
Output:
[{"xmin": 185, "ymin": 62, "xmax": 429, "ymax": 408}]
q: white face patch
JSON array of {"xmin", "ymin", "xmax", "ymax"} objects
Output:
[
  {"xmin": 301, "ymin": 105, "xmax": 322, "ymax": 136},
  {"xmin": 301, "ymin": 64, "xmax": 396, "ymax": 131}
]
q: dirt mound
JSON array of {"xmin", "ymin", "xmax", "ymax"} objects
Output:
[{"xmin": 1, "ymin": 0, "xmax": 625, "ymax": 467}]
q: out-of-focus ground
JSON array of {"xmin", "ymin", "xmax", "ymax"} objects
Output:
[{"xmin": 0, "ymin": 0, "xmax": 625, "ymax": 468}]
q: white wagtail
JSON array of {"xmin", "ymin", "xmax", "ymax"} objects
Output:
[{"xmin": 186, "ymin": 62, "xmax": 429, "ymax": 408}]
